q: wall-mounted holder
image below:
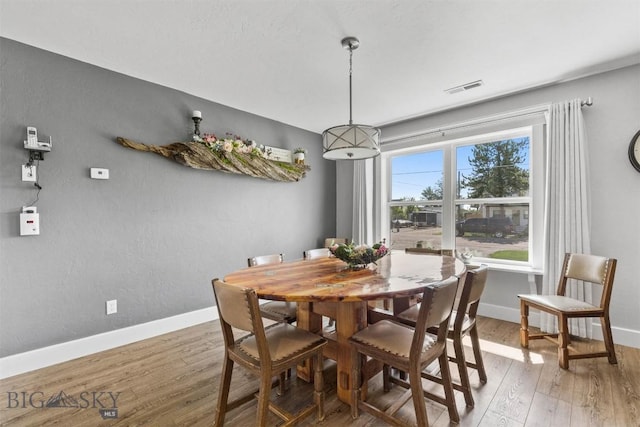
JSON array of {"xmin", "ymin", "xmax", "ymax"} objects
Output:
[
  {"xmin": 22, "ymin": 127, "xmax": 51, "ymax": 189},
  {"xmin": 115, "ymin": 111, "xmax": 309, "ymax": 182},
  {"xmin": 113, "ymin": 110, "xmax": 309, "ymax": 182},
  {"xmin": 115, "ymin": 137, "xmax": 309, "ymax": 182},
  {"xmin": 24, "ymin": 136, "xmax": 52, "ymax": 166}
]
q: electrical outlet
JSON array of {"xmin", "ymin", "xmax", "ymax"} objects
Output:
[
  {"xmin": 106, "ymin": 299, "xmax": 117, "ymax": 315},
  {"xmin": 22, "ymin": 164, "xmax": 36, "ymax": 182}
]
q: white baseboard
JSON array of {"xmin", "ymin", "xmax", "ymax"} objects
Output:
[
  {"xmin": 2, "ymin": 303, "xmax": 638, "ymax": 380},
  {"xmin": 0, "ymin": 307, "xmax": 218, "ymax": 380},
  {"xmin": 591, "ymin": 323, "xmax": 640, "ymax": 349},
  {"xmin": 478, "ymin": 302, "xmax": 640, "ymax": 349},
  {"xmin": 478, "ymin": 302, "xmax": 533, "ymax": 325}
]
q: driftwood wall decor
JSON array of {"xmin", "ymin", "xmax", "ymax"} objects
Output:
[{"xmin": 115, "ymin": 137, "xmax": 309, "ymax": 182}]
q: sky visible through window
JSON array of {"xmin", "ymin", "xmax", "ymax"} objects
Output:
[{"xmin": 391, "ymin": 138, "xmax": 529, "ymax": 200}]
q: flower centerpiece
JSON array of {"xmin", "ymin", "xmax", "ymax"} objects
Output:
[{"xmin": 329, "ymin": 241, "xmax": 389, "ymax": 269}]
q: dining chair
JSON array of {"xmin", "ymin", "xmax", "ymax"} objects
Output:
[
  {"xmin": 212, "ymin": 279, "xmax": 327, "ymax": 426},
  {"xmin": 247, "ymin": 254, "xmax": 297, "ymax": 324},
  {"xmin": 405, "ymin": 247, "xmax": 443, "ymax": 255},
  {"xmin": 304, "ymin": 248, "xmax": 336, "ymax": 329},
  {"xmin": 248, "ymin": 253, "xmax": 284, "ymax": 267},
  {"xmin": 518, "ymin": 253, "xmax": 618, "ymax": 369},
  {"xmin": 324, "ymin": 237, "xmax": 348, "ymax": 247},
  {"xmin": 303, "ymin": 248, "xmax": 331, "ymax": 259},
  {"xmin": 381, "ymin": 247, "xmax": 445, "ymax": 313},
  {"xmin": 248, "ymin": 253, "xmax": 297, "ymax": 394},
  {"xmin": 349, "ymin": 276, "xmax": 460, "ymax": 426},
  {"xmin": 397, "ymin": 265, "xmax": 489, "ymax": 407}
]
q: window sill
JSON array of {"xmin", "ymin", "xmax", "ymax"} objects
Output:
[
  {"xmin": 465, "ymin": 261, "xmax": 542, "ymax": 275},
  {"xmin": 464, "ymin": 261, "xmax": 541, "ymax": 293}
]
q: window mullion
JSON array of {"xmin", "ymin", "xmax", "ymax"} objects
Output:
[{"xmin": 442, "ymin": 145, "xmax": 455, "ymax": 250}]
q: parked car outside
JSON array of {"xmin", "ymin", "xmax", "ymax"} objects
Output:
[
  {"xmin": 456, "ymin": 217, "xmax": 514, "ymax": 238},
  {"xmin": 392, "ymin": 219, "xmax": 414, "ymax": 229}
]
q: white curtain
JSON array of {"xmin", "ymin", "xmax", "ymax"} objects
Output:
[
  {"xmin": 542, "ymin": 98, "xmax": 592, "ymax": 337},
  {"xmin": 352, "ymin": 159, "xmax": 374, "ymax": 245}
]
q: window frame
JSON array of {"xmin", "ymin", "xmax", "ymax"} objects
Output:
[{"xmin": 380, "ymin": 124, "xmax": 545, "ymax": 272}]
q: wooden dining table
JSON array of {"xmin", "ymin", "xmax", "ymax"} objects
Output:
[{"xmin": 223, "ymin": 250, "xmax": 466, "ymax": 404}]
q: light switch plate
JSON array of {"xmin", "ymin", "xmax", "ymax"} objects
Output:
[{"xmin": 22, "ymin": 164, "xmax": 36, "ymax": 182}]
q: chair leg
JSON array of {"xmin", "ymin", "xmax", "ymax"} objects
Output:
[
  {"xmin": 257, "ymin": 369, "xmax": 273, "ymax": 427},
  {"xmin": 601, "ymin": 314, "xmax": 618, "ymax": 364},
  {"xmin": 469, "ymin": 325, "xmax": 487, "ymax": 384},
  {"xmin": 558, "ymin": 315, "xmax": 570, "ymax": 369},
  {"xmin": 383, "ymin": 364, "xmax": 391, "ymax": 392},
  {"xmin": 409, "ymin": 366, "xmax": 430, "ymax": 427},
  {"xmin": 277, "ymin": 372, "xmax": 286, "ymax": 396},
  {"xmin": 520, "ymin": 299, "xmax": 530, "ymax": 348},
  {"xmin": 314, "ymin": 352, "xmax": 326, "ymax": 421},
  {"xmin": 453, "ymin": 337, "xmax": 474, "ymax": 407},
  {"xmin": 439, "ymin": 352, "xmax": 460, "ymax": 423},
  {"xmin": 215, "ymin": 357, "xmax": 234, "ymax": 426}
]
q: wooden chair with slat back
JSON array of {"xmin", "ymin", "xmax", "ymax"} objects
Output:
[
  {"xmin": 212, "ymin": 279, "xmax": 327, "ymax": 426},
  {"xmin": 518, "ymin": 253, "xmax": 618, "ymax": 369},
  {"xmin": 397, "ymin": 265, "xmax": 489, "ymax": 407},
  {"xmin": 404, "ymin": 247, "xmax": 443, "ymax": 255},
  {"xmin": 383, "ymin": 247, "xmax": 446, "ymax": 312},
  {"xmin": 324, "ymin": 237, "xmax": 348, "ymax": 248},
  {"xmin": 247, "ymin": 253, "xmax": 297, "ymax": 394},
  {"xmin": 303, "ymin": 248, "xmax": 331, "ymax": 259},
  {"xmin": 349, "ymin": 276, "xmax": 461, "ymax": 426},
  {"xmin": 247, "ymin": 254, "xmax": 297, "ymax": 325},
  {"xmin": 247, "ymin": 253, "xmax": 284, "ymax": 267},
  {"xmin": 304, "ymin": 248, "xmax": 336, "ymax": 330}
]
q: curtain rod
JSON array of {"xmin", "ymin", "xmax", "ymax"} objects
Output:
[
  {"xmin": 382, "ymin": 97, "xmax": 593, "ymax": 145},
  {"xmin": 382, "ymin": 104, "xmax": 549, "ymax": 145}
]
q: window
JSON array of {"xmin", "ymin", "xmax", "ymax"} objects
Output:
[{"xmin": 382, "ymin": 125, "xmax": 543, "ymax": 270}]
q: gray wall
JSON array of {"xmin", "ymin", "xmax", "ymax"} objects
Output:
[
  {"xmin": 0, "ymin": 38, "xmax": 336, "ymax": 357},
  {"xmin": 370, "ymin": 64, "xmax": 640, "ymax": 343}
]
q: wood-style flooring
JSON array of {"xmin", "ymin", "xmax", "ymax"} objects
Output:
[{"xmin": 1, "ymin": 317, "xmax": 639, "ymax": 426}]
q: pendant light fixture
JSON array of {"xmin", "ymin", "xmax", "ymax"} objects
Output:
[{"xmin": 322, "ymin": 37, "xmax": 381, "ymax": 160}]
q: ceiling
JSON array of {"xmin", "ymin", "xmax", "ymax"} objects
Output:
[{"xmin": 1, "ymin": 0, "xmax": 639, "ymax": 134}]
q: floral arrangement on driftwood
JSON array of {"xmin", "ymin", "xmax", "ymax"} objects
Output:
[{"xmin": 115, "ymin": 133, "xmax": 309, "ymax": 182}]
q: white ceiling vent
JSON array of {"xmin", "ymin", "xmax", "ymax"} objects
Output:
[{"xmin": 445, "ymin": 80, "xmax": 484, "ymax": 95}]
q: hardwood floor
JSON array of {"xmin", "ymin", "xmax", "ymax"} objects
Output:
[{"xmin": 1, "ymin": 317, "xmax": 639, "ymax": 426}]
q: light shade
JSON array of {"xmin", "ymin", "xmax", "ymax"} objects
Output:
[
  {"xmin": 322, "ymin": 123, "xmax": 381, "ymax": 160},
  {"xmin": 322, "ymin": 36, "xmax": 381, "ymax": 161}
]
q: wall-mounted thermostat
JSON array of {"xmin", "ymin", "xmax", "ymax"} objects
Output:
[
  {"xmin": 20, "ymin": 206, "xmax": 40, "ymax": 236},
  {"xmin": 90, "ymin": 168, "xmax": 109, "ymax": 180}
]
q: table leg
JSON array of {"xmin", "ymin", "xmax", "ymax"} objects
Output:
[
  {"xmin": 296, "ymin": 302, "xmax": 323, "ymax": 382},
  {"xmin": 335, "ymin": 301, "xmax": 368, "ymax": 404},
  {"xmin": 392, "ymin": 295, "xmax": 413, "ymax": 316}
]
